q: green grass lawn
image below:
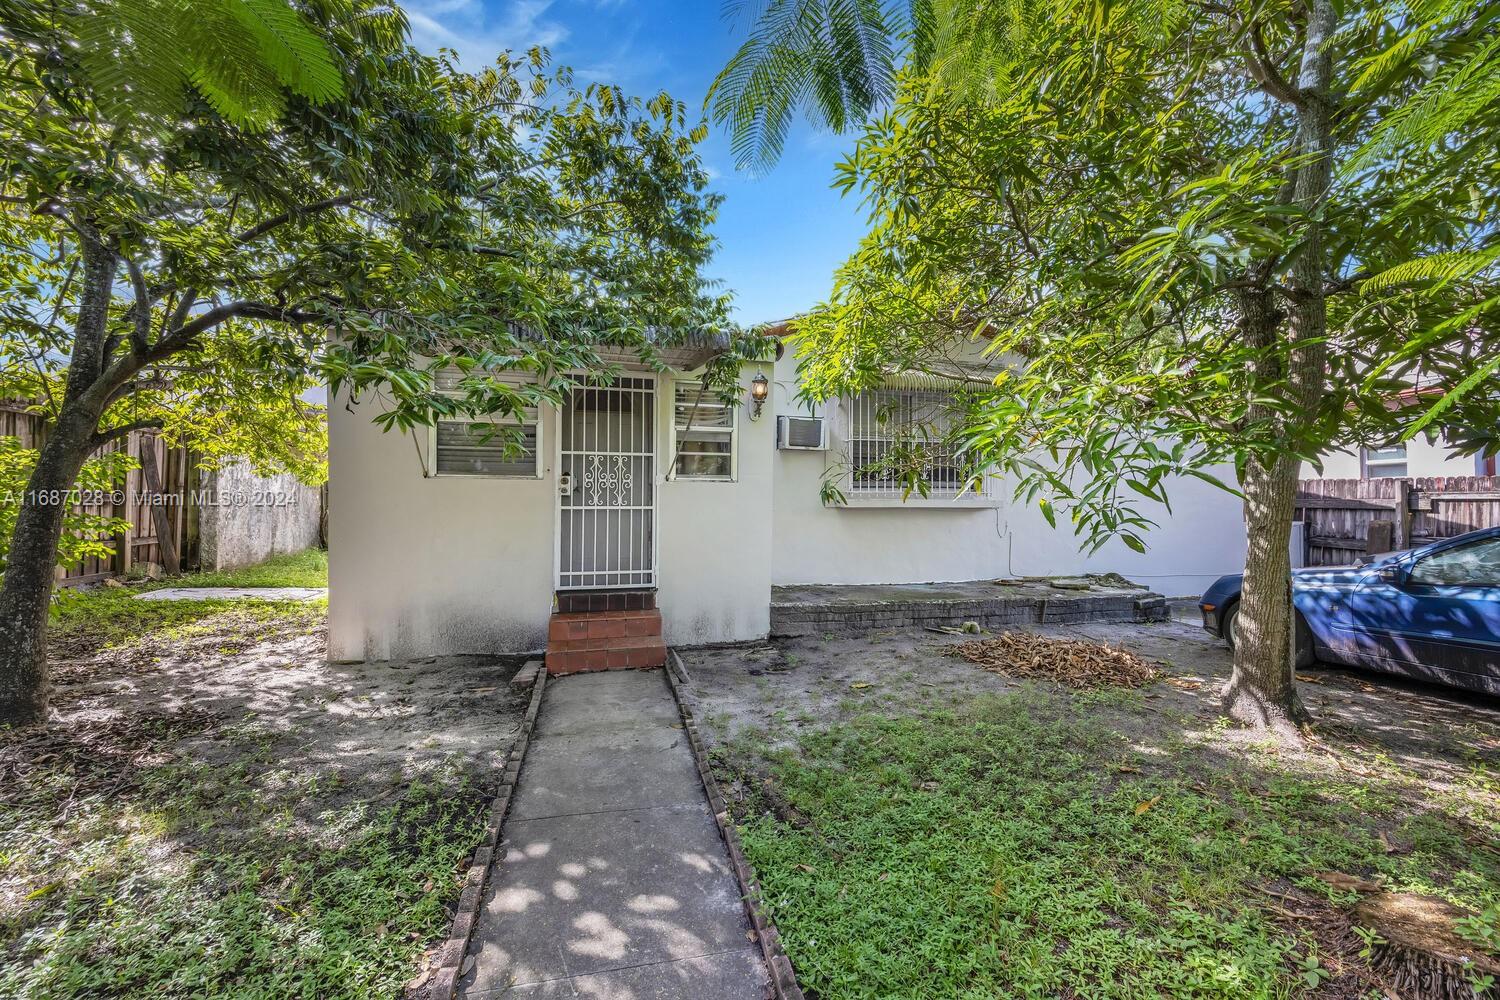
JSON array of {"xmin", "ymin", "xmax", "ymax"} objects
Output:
[
  {"xmin": 48, "ymin": 550, "xmax": 328, "ymax": 656},
  {"xmin": 139, "ymin": 548, "xmax": 328, "ymax": 589},
  {"xmin": 3, "ymin": 563, "xmax": 511, "ymax": 1000},
  {"xmin": 713, "ymin": 689, "xmax": 1499, "ymax": 999},
  {"xmin": 2, "ymin": 728, "xmax": 488, "ymax": 1000}
]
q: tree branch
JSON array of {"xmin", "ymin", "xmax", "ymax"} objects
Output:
[
  {"xmin": 1243, "ymin": 21, "xmax": 1303, "ymax": 107},
  {"xmin": 123, "ymin": 256, "xmax": 153, "ymax": 356},
  {"xmin": 234, "ymin": 195, "xmax": 360, "ymax": 244},
  {"xmin": 91, "ymin": 418, "xmax": 163, "ymax": 449}
]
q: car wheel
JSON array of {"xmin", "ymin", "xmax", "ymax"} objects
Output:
[
  {"xmin": 1293, "ymin": 611, "xmax": 1316, "ymax": 668},
  {"xmin": 1225, "ymin": 603, "xmax": 1317, "ymax": 666},
  {"xmin": 1223, "ymin": 602, "xmax": 1239, "ymax": 651}
]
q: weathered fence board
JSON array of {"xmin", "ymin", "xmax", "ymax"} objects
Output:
[
  {"xmin": 2, "ymin": 402, "xmax": 197, "ymax": 584},
  {"xmin": 1295, "ymin": 476, "xmax": 1500, "ymax": 566}
]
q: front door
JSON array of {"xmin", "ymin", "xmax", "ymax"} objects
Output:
[{"xmin": 557, "ymin": 376, "xmax": 656, "ymax": 590}]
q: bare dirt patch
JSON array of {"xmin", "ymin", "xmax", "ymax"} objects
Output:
[
  {"xmin": 676, "ymin": 618, "xmax": 1500, "ymax": 788},
  {"xmin": 1, "ymin": 602, "xmax": 528, "ymax": 999}
]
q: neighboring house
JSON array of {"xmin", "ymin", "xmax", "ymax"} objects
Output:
[
  {"xmin": 1305, "ymin": 433, "xmax": 1495, "ymax": 480},
  {"xmin": 327, "ymin": 329, "xmax": 1246, "ymax": 661},
  {"xmin": 1303, "ymin": 382, "xmax": 1497, "ymax": 481}
]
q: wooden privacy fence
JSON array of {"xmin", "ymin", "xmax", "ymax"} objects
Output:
[
  {"xmin": 1294, "ymin": 476, "xmax": 1500, "ymax": 566},
  {"xmin": 3, "ymin": 402, "xmax": 197, "ymax": 585}
]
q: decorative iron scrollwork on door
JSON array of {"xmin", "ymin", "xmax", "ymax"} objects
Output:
[{"xmin": 583, "ymin": 454, "xmax": 633, "ymax": 507}]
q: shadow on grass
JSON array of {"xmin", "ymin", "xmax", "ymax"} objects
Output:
[
  {"xmin": 2, "ymin": 621, "xmax": 526, "ymax": 1000},
  {"xmin": 693, "ymin": 629, "xmax": 1500, "ymax": 1000}
]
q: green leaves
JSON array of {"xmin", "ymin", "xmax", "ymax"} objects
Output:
[
  {"xmin": 736, "ymin": 0, "xmax": 1499, "ymax": 559},
  {"xmin": 1, "ymin": 2, "xmax": 736, "ymax": 539},
  {"xmin": 65, "ymin": 0, "xmax": 345, "ymax": 130},
  {"xmin": 1346, "ymin": 0, "xmax": 1500, "ymax": 172},
  {"xmin": 709, "ymin": 0, "xmax": 901, "ymax": 173}
]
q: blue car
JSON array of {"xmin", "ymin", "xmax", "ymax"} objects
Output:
[{"xmin": 1199, "ymin": 526, "xmax": 1500, "ymax": 696}]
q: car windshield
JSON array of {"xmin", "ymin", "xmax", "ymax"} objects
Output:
[{"xmin": 1410, "ymin": 536, "xmax": 1500, "ymax": 587}]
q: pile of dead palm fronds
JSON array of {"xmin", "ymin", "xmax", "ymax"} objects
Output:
[{"xmin": 948, "ymin": 632, "xmax": 1162, "ymax": 688}]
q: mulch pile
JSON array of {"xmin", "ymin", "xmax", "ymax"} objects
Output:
[{"xmin": 948, "ymin": 632, "xmax": 1162, "ymax": 688}]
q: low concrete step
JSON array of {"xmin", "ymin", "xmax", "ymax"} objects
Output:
[{"xmin": 545, "ymin": 640, "xmax": 667, "ymax": 674}]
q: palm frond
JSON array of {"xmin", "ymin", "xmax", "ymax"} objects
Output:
[
  {"xmin": 67, "ymin": 0, "xmax": 344, "ymax": 129},
  {"xmin": 226, "ymin": 0, "xmax": 344, "ymax": 101},
  {"xmin": 1361, "ymin": 246, "xmax": 1500, "ymax": 293},
  {"xmin": 1348, "ymin": 1, "xmax": 1500, "ymax": 170},
  {"xmin": 709, "ymin": 0, "xmax": 908, "ymax": 172}
]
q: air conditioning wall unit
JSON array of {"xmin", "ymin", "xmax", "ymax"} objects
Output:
[{"xmin": 777, "ymin": 414, "xmax": 828, "ymax": 451}]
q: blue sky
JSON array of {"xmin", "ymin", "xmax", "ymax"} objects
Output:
[{"xmin": 400, "ymin": 0, "xmax": 869, "ymax": 325}]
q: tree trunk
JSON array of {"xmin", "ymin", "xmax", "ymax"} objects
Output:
[
  {"xmin": 0, "ymin": 235, "xmax": 117, "ymax": 726},
  {"xmin": 1224, "ymin": 453, "xmax": 1311, "ymax": 732},
  {"xmin": 1223, "ymin": 286, "xmax": 1312, "ymax": 732},
  {"xmin": 1220, "ymin": 0, "xmax": 1336, "ymax": 735},
  {"xmin": 0, "ymin": 427, "xmax": 96, "ymax": 725}
]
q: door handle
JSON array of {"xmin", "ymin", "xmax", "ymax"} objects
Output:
[{"xmin": 558, "ymin": 472, "xmax": 573, "ymax": 497}]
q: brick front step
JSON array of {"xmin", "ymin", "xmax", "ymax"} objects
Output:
[
  {"xmin": 548, "ymin": 609, "xmax": 662, "ymax": 642},
  {"xmin": 545, "ymin": 606, "xmax": 665, "ymax": 675},
  {"xmin": 545, "ymin": 640, "xmax": 667, "ymax": 675}
]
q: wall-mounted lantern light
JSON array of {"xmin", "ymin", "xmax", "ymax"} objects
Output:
[{"xmin": 750, "ymin": 371, "xmax": 770, "ymax": 420}]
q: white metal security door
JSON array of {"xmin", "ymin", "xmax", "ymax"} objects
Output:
[{"xmin": 557, "ymin": 377, "xmax": 656, "ymax": 589}]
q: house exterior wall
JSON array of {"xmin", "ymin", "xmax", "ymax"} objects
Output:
[
  {"xmin": 328, "ymin": 387, "xmax": 557, "ymax": 661},
  {"xmin": 656, "ymin": 373, "xmax": 774, "ymax": 646},
  {"xmin": 330, "ymin": 345, "xmax": 1250, "ymax": 663},
  {"xmin": 328, "ymin": 366, "xmax": 773, "ymax": 661},
  {"xmin": 768, "ymin": 345, "xmax": 1246, "ymax": 598},
  {"xmin": 1305, "ymin": 433, "xmax": 1487, "ymax": 480}
]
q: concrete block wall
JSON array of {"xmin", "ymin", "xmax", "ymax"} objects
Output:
[
  {"xmin": 769, "ymin": 593, "xmax": 1168, "ymax": 637},
  {"xmin": 199, "ymin": 459, "xmax": 323, "ymax": 572}
]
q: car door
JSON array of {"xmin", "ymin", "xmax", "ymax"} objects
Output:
[{"xmin": 1339, "ymin": 534, "xmax": 1500, "ymax": 684}]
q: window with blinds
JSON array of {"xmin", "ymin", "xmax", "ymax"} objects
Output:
[
  {"xmin": 845, "ymin": 387, "xmax": 983, "ymax": 500},
  {"xmin": 429, "ymin": 367, "xmax": 542, "ymax": 478},
  {"xmin": 1362, "ymin": 444, "xmax": 1408, "ymax": 479},
  {"xmin": 672, "ymin": 381, "xmax": 736, "ymax": 480},
  {"xmin": 434, "ymin": 421, "xmax": 539, "ymax": 477}
]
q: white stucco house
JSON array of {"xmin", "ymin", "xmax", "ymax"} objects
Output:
[
  {"xmin": 328, "ymin": 329, "xmax": 1247, "ymax": 663},
  {"xmin": 1301, "ymin": 382, "xmax": 1497, "ymax": 482},
  {"xmin": 1305, "ymin": 433, "xmax": 1496, "ymax": 481}
]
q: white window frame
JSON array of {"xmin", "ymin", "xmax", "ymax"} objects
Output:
[
  {"xmin": 668, "ymin": 379, "xmax": 738, "ymax": 482},
  {"xmin": 1361, "ymin": 443, "xmax": 1408, "ymax": 480},
  {"xmin": 427, "ymin": 369, "xmax": 543, "ymax": 480},
  {"xmin": 839, "ymin": 384, "xmax": 991, "ymax": 508}
]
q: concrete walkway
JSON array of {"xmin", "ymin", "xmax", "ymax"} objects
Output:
[
  {"xmin": 458, "ymin": 669, "xmax": 769, "ymax": 999},
  {"xmin": 135, "ymin": 587, "xmax": 326, "ymax": 601}
]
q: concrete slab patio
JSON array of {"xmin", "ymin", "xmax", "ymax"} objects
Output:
[{"xmin": 458, "ymin": 669, "xmax": 770, "ymax": 1000}]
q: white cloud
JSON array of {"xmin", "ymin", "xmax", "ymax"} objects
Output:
[{"xmin": 403, "ymin": 0, "xmax": 570, "ymax": 68}]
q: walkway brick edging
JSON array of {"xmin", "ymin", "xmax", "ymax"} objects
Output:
[
  {"xmin": 423, "ymin": 663, "xmax": 548, "ymax": 1000},
  {"xmin": 664, "ymin": 651, "xmax": 807, "ymax": 1000}
]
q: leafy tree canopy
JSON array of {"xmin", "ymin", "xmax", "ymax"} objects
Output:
[
  {"xmin": 715, "ymin": 0, "xmax": 1498, "ymax": 728},
  {"xmin": 0, "ymin": 0, "xmax": 749, "ymax": 724},
  {"xmin": 733, "ymin": 0, "xmax": 1499, "ymax": 550},
  {"xmin": 0, "ymin": 0, "xmax": 741, "ymax": 481}
]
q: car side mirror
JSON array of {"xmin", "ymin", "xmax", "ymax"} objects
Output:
[{"xmin": 1377, "ymin": 564, "xmax": 1406, "ymax": 587}]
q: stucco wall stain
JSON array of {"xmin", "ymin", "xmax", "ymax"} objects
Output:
[{"xmin": 200, "ymin": 459, "xmax": 322, "ymax": 571}]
